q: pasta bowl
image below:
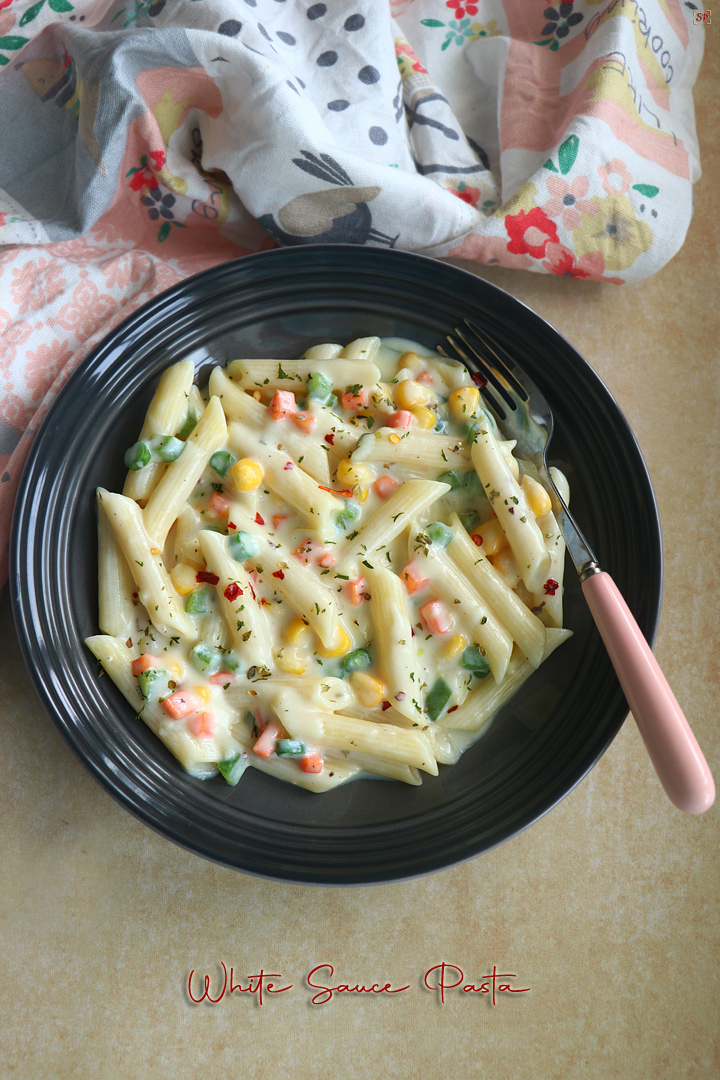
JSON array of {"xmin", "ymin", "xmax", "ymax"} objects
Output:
[{"xmin": 10, "ymin": 246, "xmax": 662, "ymax": 884}]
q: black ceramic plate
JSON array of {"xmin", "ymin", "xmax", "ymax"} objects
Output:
[{"xmin": 11, "ymin": 247, "xmax": 662, "ymax": 885}]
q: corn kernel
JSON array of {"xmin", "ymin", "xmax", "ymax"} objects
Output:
[
  {"xmin": 473, "ymin": 517, "xmax": 507, "ymax": 556},
  {"xmin": 337, "ymin": 458, "xmax": 371, "ymax": 487},
  {"xmin": 171, "ymin": 563, "xmax": 198, "ymax": 595},
  {"xmin": 399, "ymin": 351, "xmax": 419, "ymax": 366},
  {"xmin": 351, "ymin": 670, "xmax": 385, "ymax": 707},
  {"xmin": 252, "ymin": 390, "xmax": 262, "ymax": 401},
  {"xmin": 449, "ymin": 385, "xmax": 480, "ymax": 421},
  {"xmin": 522, "ymin": 473, "xmax": 552, "ymax": 517},
  {"xmin": 395, "ymin": 379, "xmax": 434, "ymax": 410},
  {"xmin": 169, "ymin": 661, "xmax": 184, "ymax": 681},
  {"xmin": 317, "ymin": 624, "xmax": 352, "ymax": 658},
  {"xmin": 355, "ymin": 485, "xmax": 369, "ymax": 503},
  {"xmin": 276, "ymin": 649, "xmax": 308, "ymax": 675},
  {"xmin": 388, "ymin": 432, "xmax": 402, "ymax": 444},
  {"xmin": 284, "ymin": 617, "xmax": 311, "ymax": 646},
  {"xmin": 195, "ymin": 685, "xmax": 211, "ymax": 704},
  {"xmin": 441, "ymin": 633, "xmax": 467, "ymax": 661},
  {"xmin": 412, "ymin": 406, "xmax": 436, "ymax": 429},
  {"xmin": 230, "ymin": 458, "xmax": 263, "ymax": 492}
]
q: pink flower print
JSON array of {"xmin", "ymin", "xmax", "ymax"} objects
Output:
[
  {"xmin": 0, "ymin": 308, "xmax": 32, "ymax": 374},
  {"xmin": 542, "ymin": 175, "xmax": 598, "ymax": 231},
  {"xmin": 10, "ymin": 257, "xmax": 67, "ymax": 315},
  {"xmin": 0, "ymin": 391, "xmax": 33, "ymax": 432},
  {"xmin": 100, "ymin": 252, "xmax": 153, "ymax": 289},
  {"xmin": 598, "ymin": 158, "xmax": 633, "ymax": 196},
  {"xmin": 56, "ymin": 281, "xmax": 118, "ymax": 343},
  {"xmin": 24, "ymin": 340, "xmax": 76, "ymax": 403}
]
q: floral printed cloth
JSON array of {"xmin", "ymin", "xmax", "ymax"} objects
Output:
[{"xmin": 0, "ymin": 0, "xmax": 705, "ymax": 586}]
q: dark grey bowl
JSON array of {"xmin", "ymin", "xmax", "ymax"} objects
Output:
[{"xmin": 10, "ymin": 246, "xmax": 661, "ymax": 884}]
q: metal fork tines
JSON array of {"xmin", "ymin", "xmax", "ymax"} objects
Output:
[{"xmin": 439, "ymin": 320, "xmax": 599, "ymax": 580}]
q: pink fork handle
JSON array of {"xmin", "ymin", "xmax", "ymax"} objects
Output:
[{"xmin": 582, "ymin": 572, "xmax": 715, "ymax": 815}]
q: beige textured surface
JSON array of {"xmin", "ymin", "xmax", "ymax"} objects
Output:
[{"xmin": 2, "ymin": 32, "xmax": 719, "ymax": 1080}]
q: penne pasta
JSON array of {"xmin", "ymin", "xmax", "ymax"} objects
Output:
[
  {"xmin": 122, "ymin": 359, "xmax": 195, "ymax": 504},
  {"xmin": 447, "ymin": 513, "xmax": 547, "ymax": 668},
  {"xmin": 346, "ymin": 478, "xmax": 451, "ymax": 558},
  {"xmin": 91, "ymin": 338, "xmax": 571, "ymax": 794},
  {"xmin": 98, "ymin": 489, "xmax": 196, "ymax": 641},
  {"xmin": 227, "ymin": 357, "xmax": 381, "ymax": 392},
  {"xmin": 97, "ymin": 492, "xmax": 138, "ymax": 639},
  {"xmin": 272, "ymin": 688, "xmax": 438, "ymax": 774},
  {"xmin": 365, "ymin": 565, "xmax": 423, "ymax": 723},
  {"xmin": 143, "ymin": 395, "xmax": 227, "ymax": 549},
  {"xmin": 470, "ymin": 424, "xmax": 552, "ymax": 595},
  {"xmin": 198, "ymin": 530, "xmax": 274, "ymax": 667},
  {"xmin": 437, "ymin": 630, "xmax": 572, "ymax": 732}
]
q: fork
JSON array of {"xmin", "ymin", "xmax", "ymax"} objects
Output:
[{"xmin": 441, "ymin": 320, "xmax": 715, "ymax": 815}]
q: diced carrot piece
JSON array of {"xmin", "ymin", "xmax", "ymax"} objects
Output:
[
  {"xmin": 373, "ymin": 475, "xmax": 400, "ymax": 499},
  {"xmin": 189, "ymin": 711, "xmax": 216, "ymax": 738},
  {"xmin": 208, "ymin": 492, "xmax": 229, "ymax": 516},
  {"xmin": 401, "ymin": 561, "xmax": 429, "ymax": 595},
  {"xmin": 301, "ymin": 749, "xmax": 323, "ymax": 774},
  {"xmin": 419, "ymin": 599, "xmax": 453, "ymax": 635},
  {"xmin": 341, "ymin": 388, "xmax": 368, "ymax": 411},
  {"xmin": 416, "ymin": 370, "xmax": 434, "ymax": 384},
  {"xmin": 317, "ymin": 550, "xmax": 335, "ymax": 568},
  {"xmin": 268, "ymin": 390, "xmax": 297, "ymax": 420},
  {"xmin": 253, "ymin": 721, "xmax": 282, "ymax": 759},
  {"xmin": 346, "ymin": 577, "xmax": 366, "ymax": 605},
  {"xmin": 208, "ymin": 672, "xmax": 237, "ymax": 686},
  {"xmin": 293, "ymin": 539, "xmax": 316, "ymax": 565},
  {"xmin": 291, "ymin": 410, "xmax": 317, "ymax": 434},
  {"xmin": 387, "ymin": 410, "xmax": 412, "ymax": 429},
  {"xmin": 162, "ymin": 690, "xmax": 202, "ymax": 720},
  {"xmin": 131, "ymin": 654, "xmax": 163, "ymax": 676},
  {"xmin": 272, "ymin": 514, "xmax": 288, "ymax": 530}
]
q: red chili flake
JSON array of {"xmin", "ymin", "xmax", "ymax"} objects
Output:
[
  {"xmin": 395, "ymin": 692, "xmax": 406, "ymax": 701},
  {"xmin": 283, "ymin": 462, "xmax": 294, "ymax": 470},
  {"xmin": 411, "ymin": 627, "xmax": 415, "ymax": 637},
  {"xmin": 447, "ymin": 705, "xmax": 459, "ymax": 714},
  {"xmin": 318, "ymin": 485, "xmax": 353, "ymax": 498},
  {"xmin": 228, "ymin": 521, "xmax": 237, "ymax": 531},
  {"xmin": 472, "ymin": 534, "xmax": 483, "ymax": 547},
  {"xmin": 196, "ymin": 570, "xmax": 219, "ymax": 585},
  {"xmin": 543, "ymin": 578, "xmax": 559, "ymax": 596},
  {"xmin": 254, "ymin": 512, "xmax": 265, "ymax": 525},
  {"xmin": 260, "ymin": 598, "xmax": 270, "ymax": 606},
  {"xmin": 471, "ymin": 372, "xmax": 487, "ymax": 387},
  {"xmin": 272, "ymin": 570, "xmax": 285, "ymax": 580},
  {"xmin": 248, "ymin": 583, "xmax": 256, "ymax": 600},
  {"xmin": 381, "ymin": 700, "xmax": 392, "ymax": 711},
  {"xmin": 224, "ymin": 582, "xmax": 242, "ymax": 601},
  {"xmin": 324, "ymin": 433, "xmax": 335, "ymax": 445}
]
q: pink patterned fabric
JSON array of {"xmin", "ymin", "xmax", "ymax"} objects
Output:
[{"xmin": 0, "ymin": 0, "xmax": 705, "ymax": 585}]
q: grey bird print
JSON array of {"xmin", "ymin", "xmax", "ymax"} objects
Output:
[{"xmin": 259, "ymin": 151, "xmax": 399, "ymax": 247}]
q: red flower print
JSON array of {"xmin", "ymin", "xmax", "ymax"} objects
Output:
[
  {"xmin": 0, "ymin": 0, "xmax": 15, "ymax": 10},
  {"xmin": 542, "ymin": 243, "xmax": 624, "ymax": 283},
  {"xmin": 446, "ymin": 0, "xmax": 478, "ymax": 17},
  {"xmin": 129, "ymin": 168, "xmax": 158, "ymax": 191},
  {"xmin": 505, "ymin": 207, "xmax": 559, "ymax": 259},
  {"xmin": 447, "ymin": 181, "xmax": 481, "ymax": 207}
]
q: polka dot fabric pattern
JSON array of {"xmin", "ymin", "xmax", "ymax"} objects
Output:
[{"xmin": 0, "ymin": 0, "xmax": 706, "ymax": 586}]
